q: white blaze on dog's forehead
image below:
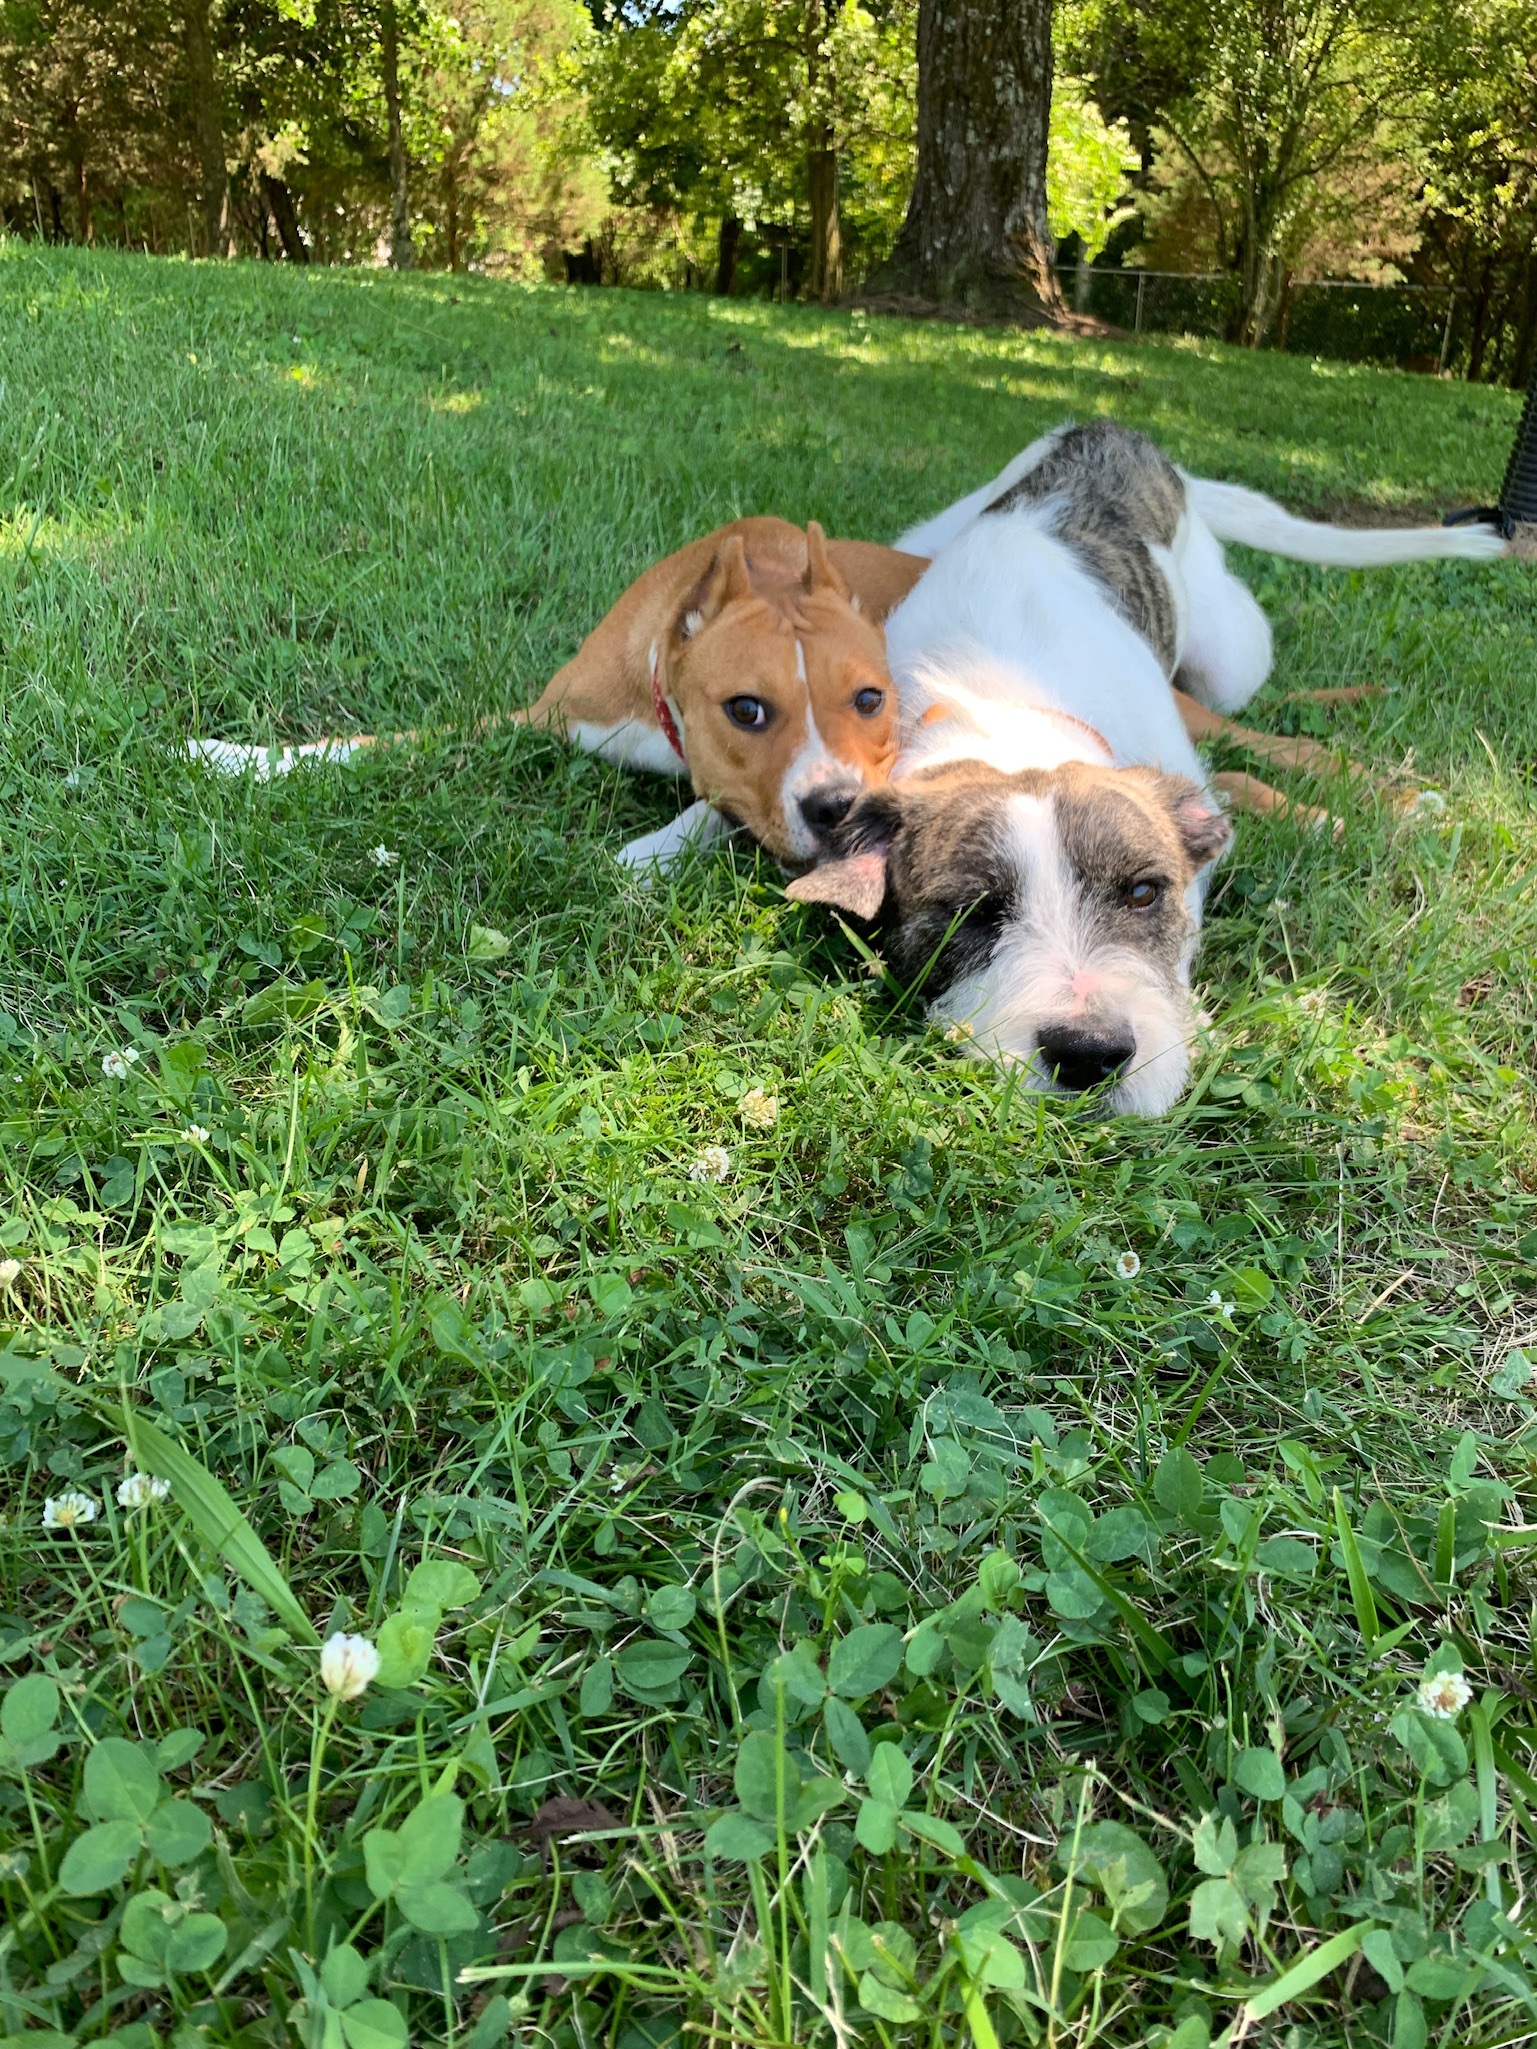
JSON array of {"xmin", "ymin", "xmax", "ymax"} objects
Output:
[
  {"xmin": 775, "ymin": 704, "xmax": 852, "ymax": 859},
  {"xmin": 683, "ymin": 610, "xmax": 703, "ymax": 639},
  {"xmin": 795, "ymin": 640, "xmax": 807, "ymax": 683},
  {"xmin": 1003, "ymin": 792, "xmax": 1083, "ymax": 954}
]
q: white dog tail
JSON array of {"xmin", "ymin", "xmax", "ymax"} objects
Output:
[{"xmin": 1185, "ymin": 475, "xmax": 1507, "ymax": 565}]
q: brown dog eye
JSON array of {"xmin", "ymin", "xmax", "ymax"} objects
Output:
[
  {"xmin": 725, "ymin": 697, "xmax": 769, "ymax": 730},
  {"xmin": 853, "ymin": 686, "xmax": 885, "ymax": 717},
  {"xmin": 1123, "ymin": 879, "xmax": 1162, "ymax": 910}
]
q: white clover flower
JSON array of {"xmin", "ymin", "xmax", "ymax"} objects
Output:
[
  {"xmin": 943, "ymin": 1019, "xmax": 973, "ymax": 1042},
  {"xmin": 101, "ymin": 1048, "xmax": 141, "ymax": 1080},
  {"xmin": 1412, "ymin": 790, "xmax": 1447, "ymax": 820},
  {"xmin": 43, "ymin": 1492, "xmax": 98, "ymax": 1531},
  {"xmin": 1417, "ymin": 1669, "xmax": 1472, "ymax": 1721},
  {"xmin": 369, "ymin": 845, "xmax": 400, "ymax": 869},
  {"xmin": 740, "ymin": 1088, "xmax": 778, "ymax": 1131},
  {"xmin": 117, "ymin": 1471, "xmax": 170, "ymax": 1511},
  {"xmin": 180, "ymin": 1125, "xmax": 211, "ymax": 1145},
  {"xmin": 1114, "ymin": 1250, "xmax": 1141, "ymax": 1281},
  {"xmin": 0, "ymin": 1259, "xmax": 21, "ymax": 1287},
  {"xmin": 1207, "ymin": 1289, "xmax": 1236, "ymax": 1319},
  {"xmin": 690, "ymin": 1145, "xmax": 732, "ymax": 1184},
  {"xmin": 320, "ymin": 1632, "xmax": 380, "ymax": 1701}
]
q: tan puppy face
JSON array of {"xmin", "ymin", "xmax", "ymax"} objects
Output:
[{"xmin": 662, "ymin": 529, "xmax": 902, "ymax": 865}]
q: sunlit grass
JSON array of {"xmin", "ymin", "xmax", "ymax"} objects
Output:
[{"xmin": 0, "ymin": 244, "xmax": 1534, "ymax": 2049}]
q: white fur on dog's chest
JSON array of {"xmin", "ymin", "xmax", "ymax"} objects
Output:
[{"xmin": 569, "ymin": 717, "xmax": 689, "ymax": 778}]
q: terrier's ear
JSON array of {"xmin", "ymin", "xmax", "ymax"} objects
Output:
[
  {"xmin": 1163, "ymin": 778, "xmax": 1234, "ymax": 869},
  {"xmin": 690, "ymin": 536, "xmax": 755, "ymax": 626},
  {"xmin": 803, "ymin": 521, "xmax": 851, "ymax": 599},
  {"xmin": 784, "ymin": 849, "xmax": 889, "ymax": 920}
]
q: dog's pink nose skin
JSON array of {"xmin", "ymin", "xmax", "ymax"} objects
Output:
[
  {"xmin": 1036, "ymin": 1024, "xmax": 1136, "ymax": 1093},
  {"xmin": 798, "ymin": 786, "xmax": 859, "ymax": 839}
]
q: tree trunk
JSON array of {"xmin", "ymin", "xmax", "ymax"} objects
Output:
[
  {"xmin": 715, "ymin": 213, "xmax": 742, "ymax": 296},
  {"xmin": 868, "ymin": 0, "xmax": 1061, "ymax": 319},
  {"xmin": 445, "ymin": 152, "xmax": 459, "ymax": 271},
  {"xmin": 1507, "ymin": 252, "xmax": 1537, "ymax": 395},
  {"xmin": 805, "ymin": 0, "xmax": 842, "ymax": 303},
  {"xmin": 260, "ymin": 174, "xmax": 308, "ymax": 263},
  {"xmin": 380, "ymin": 0, "xmax": 414, "ymax": 270},
  {"xmin": 184, "ymin": 0, "xmax": 230, "ymax": 256},
  {"xmin": 70, "ymin": 151, "xmax": 92, "ymax": 244}
]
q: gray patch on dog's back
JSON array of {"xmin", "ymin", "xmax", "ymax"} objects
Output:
[{"xmin": 985, "ymin": 423, "xmax": 1186, "ymax": 674}]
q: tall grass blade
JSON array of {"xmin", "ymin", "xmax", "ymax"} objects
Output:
[
  {"xmin": 118, "ymin": 1405, "xmax": 318, "ymax": 1646},
  {"xmin": 1333, "ymin": 1489, "xmax": 1380, "ymax": 1649}
]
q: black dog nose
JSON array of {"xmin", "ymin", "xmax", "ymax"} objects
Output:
[
  {"xmin": 799, "ymin": 787, "xmax": 857, "ymax": 836},
  {"xmin": 1037, "ymin": 1025, "xmax": 1136, "ymax": 1093}
]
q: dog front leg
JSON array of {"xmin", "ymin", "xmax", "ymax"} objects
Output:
[{"xmin": 617, "ymin": 799, "xmax": 731, "ymax": 877}]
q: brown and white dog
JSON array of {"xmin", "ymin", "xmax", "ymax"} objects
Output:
[{"xmin": 518, "ymin": 518, "xmax": 927, "ymax": 869}]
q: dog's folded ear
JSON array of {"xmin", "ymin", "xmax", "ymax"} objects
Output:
[
  {"xmin": 784, "ymin": 849, "xmax": 889, "ymax": 920},
  {"xmin": 1162, "ymin": 777, "xmax": 1234, "ymax": 868},
  {"xmin": 803, "ymin": 521, "xmax": 851, "ymax": 600}
]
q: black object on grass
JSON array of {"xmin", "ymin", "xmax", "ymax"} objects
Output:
[{"xmin": 1445, "ymin": 359, "xmax": 1537, "ymax": 538}]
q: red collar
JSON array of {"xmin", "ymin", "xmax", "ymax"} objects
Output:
[{"xmin": 649, "ymin": 644, "xmax": 687, "ymax": 763}]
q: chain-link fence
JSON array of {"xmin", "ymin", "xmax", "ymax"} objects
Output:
[{"xmin": 1061, "ymin": 267, "xmax": 1464, "ymax": 373}]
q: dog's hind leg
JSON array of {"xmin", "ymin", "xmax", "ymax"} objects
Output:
[{"xmin": 1173, "ymin": 516, "xmax": 1274, "ymax": 715}]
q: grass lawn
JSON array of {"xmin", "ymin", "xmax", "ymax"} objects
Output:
[{"xmin": 4, "ymin": 242, "xmax": 1537, "ymax": 2049}]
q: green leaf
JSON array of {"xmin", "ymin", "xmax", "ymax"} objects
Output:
[
  {"xmin": 1060, "ymin": 1821, "xmax": 1168, "ymax": 1936},
  {"xmin": 828, "ymin": 1623, "xmax": 904, "ymax": 1699},
  {"xmin": 364, "ymin": 1828, "xmax": 407, "ymax": 1901},
  {"xmin": 164, "ymin": 1912, "xmax": 227, "ymax": 1975},
  {"xmin": 1063, "ymin": 1909, "xmax": 1119, "ymax": 1971},
  {"xmin": 855, "ymin": 1797, "xmax": 899, "ymax": 1854},
  {"xmin": 580, "ymin": 1657, "xmax": 614, "ymax": 1717},
  {"xmin": 155, "ymin": 1728, "xmax": 205, "ymax": 1773},
  {"xmin": 59, "ymin": 1818, "xmax": 143, "ymax": 1894},
  {"xmin": 466, "ymin": 923, "xmax": 512, "ymax": 962},
  {"xmin": 588, "ymin": 1271, "xmax": 633, "ymax": 1319},
  {"xmin": 824, "ymin": 1697, "xmax": 872, "ymax": 1775},
  {"xmin": 321, "ymin": 1944, "xmax": 371, "ymax": 2008},
  {"xmin": 1045, "ymin": 1565, "xmax": 1102, "ymax": 1619},
  {"xmin": 901, "ymin": 1810, "xmax": 966, "ymax": 1857},
  {"xmin": 614, "ymin": 1639, "xmax": 692, "ymax": 1699},
  {"xmin": 1390, "ymin": 1709, "xmax": 1467, "ymax": 1787},
  {"xmin": 1394, "ymin": 1989, "xmax": 1428, "ymax": 2049},
  {"xmin": 121, "ymin": 1888, "xmax": 176, "ymax": 1964},
  {"xmin": 84, "ymin": 1739, "xmax": 162, "ymax": 1824},
  {"xmin": 144, "ymin": 1796, "xmax": 211, "ymax": 1868},
  {"xmin": 705, "ymin": 1811, "xmax": 775, "ymax": 1860},
  {"xmin": 395, "ymin": 1794, "xmax": 464, "ymax": 1883},
  {"xmin": 1255, "ymin": 1536, "xmax": 1317, "ymax": 1578},
  {"xmin": 735, "ymin": 1730, "xmax": 789, "ymax": 1822},
  {"xmin": 1233, "ymin": 1747, "xmax": 1286, "ymax": 1802},
  {"xmin": 341, "ymin": 2001, "xmax": 410, "ymax": 2049},
  {"xmin": 1193, "ymin": 1812, "xmax": 1238, "ymax": 1877},
  {"xmin": 645, "ymin": 1584, "xmax": 696, "ymax": 1633},
  {"xmin": 1189, "ymin": 1875, "xmax": 1249, "ymax": 1946},
  {"xmin": 1230, "ymin": 1266, "xmax": 1274, "ymax": 1308},
  {"xmin": 858, "ymin": 1972, "xmax": 922, "ymax": 2023},
  {"xmin": 396, "ymin": 1878, "xmax": 478, "ymax": 1934},
  {"xmin": 1420, "ymin": 1779, "xmax": 1480, "ymax": 1851},
  {"xmin": 792, "ymin": 1777, "xmax": 845, "ymax": 1832},
  {"xmin": 1405, "ymin": 1957, "xmax": 1476, "ymax": 2001},
  {"xmin": 865, "ymin": 1744, "xmax": 913, "ymax": 1809},
  {"xmin": 1153, "ymin": 1447, "xmax": 1204, "ymax": 1523},
  {"xmin": 374, "ymin": 1608, "xmax": 437, "ymax": 1688},
  {"xmin": 311, "ymin": 1457, "xmax": 362, "ymax": 1502},
  {"xmin": 109, "ymin": 1408, "xmax": 318, "ymax": 1644},
  {"xmin": 2, "ymin": 1671, "xmax": 59, "ymax": 1746},
  {"xmin": 0, "ymin": 1671, "xmax": 60, "ymax": 1767},
  {"xmin": 404, "ymin": 1559, "xmax": 481, "ymax": 1611}
]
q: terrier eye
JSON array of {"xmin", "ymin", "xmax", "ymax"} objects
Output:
[
  {"xmin": 1122, "ymin": 879, "xmax": 1162, "ymax": 910},
  {"xmin": 724, "ymin": 697, "xmax": 770, "ymax": 730},
  {"xmin": 853, "ymin": 686, "xmax": 885, "ymax": 717}
]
